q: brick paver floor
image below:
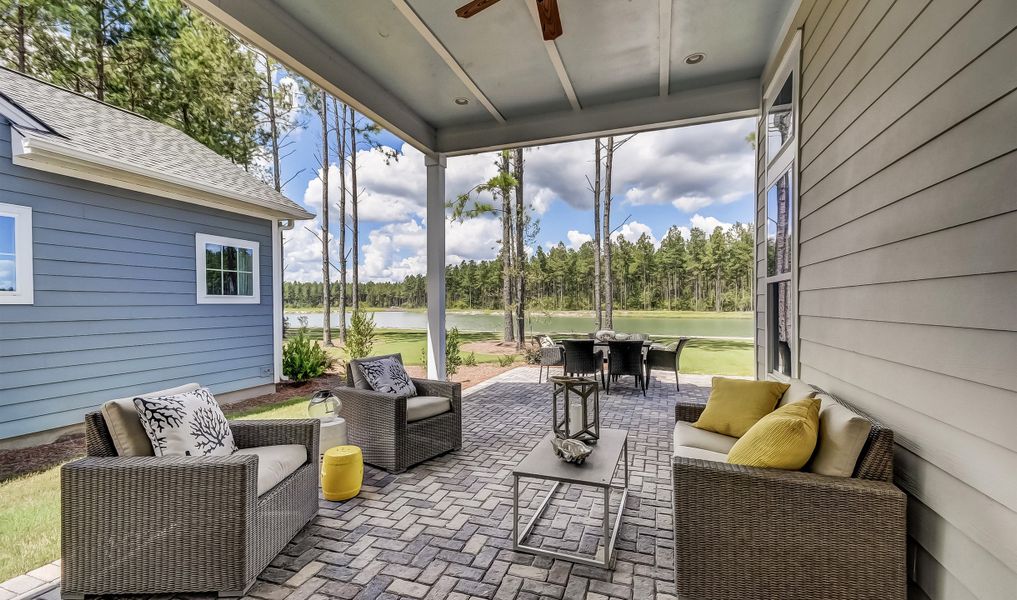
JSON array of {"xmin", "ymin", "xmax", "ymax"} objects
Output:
[
  {"xmin": 38, "ymin": 367, "xmax": 710, "ymax": 600},
  {"xmin": 246, "ymin": 367, "xmax": 709, "ymax": 600}
]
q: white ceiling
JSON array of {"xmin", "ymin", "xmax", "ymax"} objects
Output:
[{"xmin": 190, "ymin": 0, "xmax": 794, "ymax": 154}]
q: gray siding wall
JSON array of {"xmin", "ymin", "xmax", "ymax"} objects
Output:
[
  {"xmin": 0, "ymin": 117, "xmax": 276, "ymax": 440},
  {"xmin": 756, "ymin": 1, "xmax": 1017, "ymax": 599}
]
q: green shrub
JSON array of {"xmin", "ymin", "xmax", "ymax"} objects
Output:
[
  {"xmin": 446, "ymin": 327, "xmax": 463, "ymax": 377},
  {"xmin": 282, "ymin": 328, "xmax": 334, "ymax": 382},
  {"xmin": 345, "ymin": 311, "xmax": 377, "ymax": 359},
  {"xmin": 523, "ymin": 346, "xmax": 542, "ymax": 364},
  {"xmin": 497, "ymin": 355, "xmax": 515, "ymax": 367},
  {"xmin": 463, "ymin": 351, "xmax": 478, "ymax": 367}
]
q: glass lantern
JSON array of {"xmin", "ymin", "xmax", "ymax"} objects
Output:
[{"xmin": 308, "ymin": 389, "xmax": 341, "ymax": 422}]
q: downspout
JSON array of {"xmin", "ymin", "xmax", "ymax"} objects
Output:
[{"xmin": 275, "ymin": 219, "xmax": 296, "ymax": 382}]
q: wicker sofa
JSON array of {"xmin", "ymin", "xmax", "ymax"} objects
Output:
[
  {"xmin": 339, "ymin": 354, "xmax": 462, "ymax": 473},
  {"xmin": 671, "ymin": 379, "xmax": 907, "ymax": 600},
  {"xmin": 61, "ymin": 386, "xmax": 319, "ymax": 598}
]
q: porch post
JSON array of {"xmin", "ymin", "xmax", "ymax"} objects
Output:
[{"xmin": 425, "ymin": 153, "xmax": 447, "ymax": 380}]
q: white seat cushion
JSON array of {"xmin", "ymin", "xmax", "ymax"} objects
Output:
[
  {"xmin": 406, "ymin": 396, "xmax": 451, "ymax": 422},
  {"xmin": 673, "ymin": 420, "xmax": 738, "ymax": 454},
  {"xmin": 234, "ymin": 444, "xmax": 307, "ymax": 496},
  {"xmin": 673, "ymin": 444, "xmax": 729, "ymax": 463}
]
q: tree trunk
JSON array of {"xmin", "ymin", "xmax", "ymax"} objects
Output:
[
  {"xmin": 16, "ymin": 5, "xmax": 27, "ymax": 73},
  {"xmin": 500, "ymin": 152, "xmax": 514, "ymax": 343},
  {"xmin": 714, "ymin": 265, "xmax": 722, "ymax": 312},
  {"xmin": 603, "ymin": 136, "xmax": 614, "ymax": 328},
  {"xmin": 592, "ymin": 139, "xmax": 602, "ymax": 331},
  {"xmin": 350, "ymin": 110, "xmax": 360, "ymax": 313},
  {"xmin": 334, "ymin": 101, "xmax": 348, "ymax": 341},
  {"xmin": 513, "ymin": 148, "xmax": 525, "ymax": 350},
  {"xmin": 319, "ymin": 92, "xmax": 332, "ymax": 346},
  {"xmin": 264, "ymin": 58, "xmax": 282, "ymax": 192},
  {"xmin": 94, "ymin": 0, "xmax": 105, "ymax": 101}
]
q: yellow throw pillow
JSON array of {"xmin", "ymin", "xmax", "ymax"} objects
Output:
[
  {"xmin": 693, "ymin": 377, "xmax": 790, "ymax": 438},
  {"xmin": 727, "ymin": 397, "xmax": 821, "ymax": 470}
]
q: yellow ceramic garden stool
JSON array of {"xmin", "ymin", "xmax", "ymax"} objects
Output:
[{"xmin": 321, "ymin": 445, "xmax": 363, "ymax": 501}]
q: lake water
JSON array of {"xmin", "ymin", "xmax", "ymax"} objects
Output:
[{"xmin": 286, "ymin": 310, "xmax": 753, "ymax": 339}]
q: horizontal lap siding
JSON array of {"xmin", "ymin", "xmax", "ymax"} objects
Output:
[
  {"xmin": 788, "ymin": 1, "xmax": 1017, "ymax": 599},
  {"xmin": 0, "ymin": 119, "xmax": 275, "ymax": 439}
]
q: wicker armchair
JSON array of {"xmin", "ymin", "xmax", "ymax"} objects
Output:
[
  {"xmin": 533, "ymin": 335, "xmax": 564, "ymax": 383},
  {"xmin": 340, "ymin": 355, "xmax": 462, "ymax": 473},
  {"xmin": 561, "ymin": 339, "xmax": 605, "ymax": 388},
  {"xmin": 62, "ymin": 415, "xmax": 320, "ymax": 598},
  {"xmin": 645, "ymin": 337, "xmax": 691, "ymax": 391},
  {"xmin": 605, "ymin": 339, "xmax": 646, "ymax": 394},
  {"xmin": 671, "ymin": 398, "xmax": 906, "ymax": 600}
]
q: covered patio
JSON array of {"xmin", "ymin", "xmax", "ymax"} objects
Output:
[{"xmin": 12, "ymin": 0, "xmax": 1012, "ymax": 599}]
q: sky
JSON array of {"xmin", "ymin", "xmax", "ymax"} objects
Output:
[{"xmin": 271, "ymin": 75, "xmax": 757, "ymax": 283}]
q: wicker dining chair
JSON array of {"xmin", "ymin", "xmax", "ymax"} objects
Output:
[
  {"xmin": 561, "ymin": 339, "xmax": 605, "ymax": 388},
  {"xmin": 339, "ymin": 354, "xmax": 462, "ymax": 473},
  {"xmin": 533, "ymin": 335, "xmax": 564, "ymax": 383},
  {"xmin": 606, "ymin": 339, "xmax": 646, "ymax": 395},
  {"xmin": 645, "ymin": 337, "xmax": 691, "ymax": 391}
]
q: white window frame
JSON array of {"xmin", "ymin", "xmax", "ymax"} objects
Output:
[
  {"xmin": 195, "ymin": 233, "xmax": 260, "ymax": 304},
  {"xmin": 0, "ymin": 202, "xmax": 34, "ymax": 305},
  {"xmin": 762, "ymin": 30, "xmax": 801, "ymax": 381}
]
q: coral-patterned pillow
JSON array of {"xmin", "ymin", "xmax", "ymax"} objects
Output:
[{"xmin": 133, "ymin": 388, "xmax": 236, "ymax": 457}]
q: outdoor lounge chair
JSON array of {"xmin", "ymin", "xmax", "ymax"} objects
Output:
[
  {"xmin": 561, "ymin": 339, "xmax": 605, "ymax": 388},
  {"xmin": 61, "ymin": 385, "xmax": 320, "ymax": 598},
  {"xmin": 339, "ymin": 354, "xmax": 462, "ymax": 473},
  {"xmin": 645, "ymin": 337, "xmax": 691, "ymax": 391},
  {"xmin": 605, "ymin": 339, "xmax": 646, "ymax": 395}
]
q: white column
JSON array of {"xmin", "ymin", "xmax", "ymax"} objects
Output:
[{"xmin": 425, "ymin": 153, "xmax": 447, "ymax": 380}]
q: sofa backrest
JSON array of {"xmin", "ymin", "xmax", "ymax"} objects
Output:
[
  {"xmin": 780, "ymin": 379, "xmax": 895, "ymax": 482},
  {"xmin": 88, "ymin": 382, "xmax": 203, "ymax": 457}
]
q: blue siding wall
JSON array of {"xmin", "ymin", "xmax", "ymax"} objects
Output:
[{"xmin": 0, "ymin": 117, "xmax": 276, "ymax": 440}]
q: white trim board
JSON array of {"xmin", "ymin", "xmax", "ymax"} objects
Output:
[
  {"xmin": 11, "ymin": 130, "xmax": 312, "ymax": 221},
  {"xmin": 0, "ymin": 201, "xmax": 34, "ymax": 305}
]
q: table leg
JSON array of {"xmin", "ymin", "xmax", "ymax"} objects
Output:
[
  {"xmin": 513, "ymin": 475, "xmax": 519, "ymax": 548},
  {"xmin": 602, "ymin": 485, "xmax": 611, "ymax": 568}
]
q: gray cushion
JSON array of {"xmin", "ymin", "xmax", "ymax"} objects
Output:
[
  {"xmin": 808, "ymin": 393, "xmax": 872, "ymax": 478},
  {"xmin": 406, "ymin": 395, "xmax": 451, "ymax": 422},
  {"xmin": 779, "ymin": 377, "xmax": 817, "ymax": 407},
  {"xmin": 673, "ymin": 420, "xmax": 738, "ymax": 454},
  {"xmin": 234, "ymin": 444, "xmax": 307, "ymax": 496},
  {"xmin": 349, "ymin": 354, "xmax": 405, "ymax": 390},
  {"xmin": 101, "ymin": 383, "xmax": 200, "ymax": 456}
]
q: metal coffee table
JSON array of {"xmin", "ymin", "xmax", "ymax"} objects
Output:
[{"xmin": 512, "ymin": 428, "xmax": 629, "ymax": 568}]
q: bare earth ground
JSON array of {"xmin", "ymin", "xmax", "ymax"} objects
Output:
[{"xmin": 0, "ymin": 365, "xmax": 516, "ymax": 483}]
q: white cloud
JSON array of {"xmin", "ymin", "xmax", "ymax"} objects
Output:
[
  {"xmin": 671, "ymin": 194, "xmax": 714, "ymax": 212},
  {"xmin": 566, "ymin": 230, "xmax": 592, "ymax": 250},
  {"xmin": 360, "ymin": 217, "xmax": 503, "ymax": 282},
  {"xmin": 610, "ymin": 220, "xmax": 657, "ymax": 246},
  {"xmin": 690, "ymin": 213, "xmax": 733, "ymax": 232}
]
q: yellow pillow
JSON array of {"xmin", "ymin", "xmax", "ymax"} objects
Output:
[
  {"xmin": 727, "ymin": 397, "xmax": 821, "ymax": 470},
  {"xmin": 692, "ymin": 377, "xmax": 789, "ymax": 437}
]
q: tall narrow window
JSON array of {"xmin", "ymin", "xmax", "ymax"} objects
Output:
[
  {"xmin": 0, "ymin": 202, "xmax": 33, "ymax": 304},
  {"xmin": 195, "ymin": 233, "xmax": 260, "ymax": 304},
  {"xmin": 762, "ymin": 32, "xmax": 799, "ymax": 379}
]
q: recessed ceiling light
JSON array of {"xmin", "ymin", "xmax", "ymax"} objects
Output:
[
  {"xmin": 453, "ymin": 97, "xmax": 470, "ymax": 105},
  {"xmin": 684, "ymin": 52, "xmax": 706, "ymax": 65}
]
